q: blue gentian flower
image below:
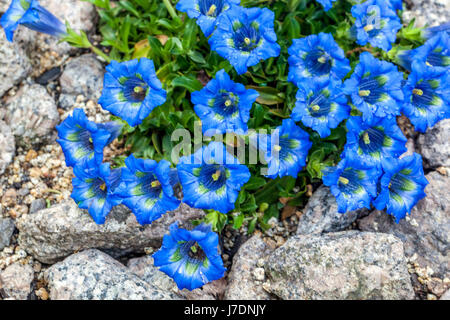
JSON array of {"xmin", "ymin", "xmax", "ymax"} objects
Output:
[
  {"xmin": 71, "ymin": 162, "xmax": 122, "ymax": 224},
  {"xmin": 292, "ymin": 78, "xmax": 351, "ymax": 138},
  {"xmin": 1, "ymin": 0, "xmax": 66, "ymax": 42},
  {"xmin": 387, "ymin": 0, "xmax": 403, "ymax": 11},
  {"xmin": 209, "ymin": 6, "xmax": 281, "ymax": 75},
  {"xmin": 322, "ymin": 157, "xmax": 379, "ymax": 213},
  {"xmin": 401, "ymin": 64, "xmax": 450, "ymax": 133},
  {"xmin": 176, "ymin": 0, "xmax": 240, "ymax": 37},
  {"xmin": 258, "ymin": 119, "xmax": 312, "ymax": 179},
  {"xmin": 153, "ymin": 222, "xmax": 226, "ymax": 291},
  {"xmin": 351, "ymin": 0, "xmax": 402, "ymax": 51},
  {"xmin": 288, "ymin": 33, "xmax": 351, "ymax": 85},
  {"xmin": 373, "ymin": 153, "xmax": 428, "ymax": 222},
  {"xmin": 56, "ymin": 108, "xmax": 122, "ymax": 168},
  {"xmin": 192, "ymin": 69, "xmax": 259, "ymax": 135},
  {"xmin": 98, "ymin": 58, "xmax": 167, "ymax": 127},
  {"xmin": 411, "ymin": 32, "xmax": 449, "ymax": 72},
  {"xmin": 177, "ymin": 142, "xmax": 250, "ymax": 214},
  {"xmin": 316, "ymin": 0, "xmax": 338, "ymax": 11},
  {"xmin": 422, "ymin": 22, "xmax": 450, "ymax": 40},
  {"xmin": 343, "ymin": 116, "xmax": 407, "ymax": 168},
  {"xmin": 115, "ymin": 155, "xmax": 180, "ymax": 225},
  {"xmin": 343, "ymin": 52, "xmax": 404, "ymax": 122}
]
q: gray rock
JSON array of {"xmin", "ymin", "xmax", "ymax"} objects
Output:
[
  {"xmin": 0, "ymin": 120, "xmax": 15, "ymax": 175},
  {"xmin": 15, "ymin": 0, "xmax": 97, "ymax": 56},
  {"xmin": 403, "ymin": 0, "xmax": 450, "ymax": 28},
  {"xmin": 0, "ymin": 0, "xmax": 9, "ymax": 11},
  {"xmin": 416, "ymin": 119, "xmax": 450, "ymax": 168},
  {"xmin": 29, "ymin": 198, "xmax": 47, "ymax": 214},
  {"xmin": 296, "ymin": 185, "xmax": 368, "ymax": 235},
  {"xmin": 224, "ymin": 235, "xmax": 274, "ymax": 300},
  {"xmin": 0, "ymin": 263, "xmax": 34, "ymax": 300},
  {"xmin": 127, "ymin": 255, "xmax": 226, "ymax": 300},
  {"xmin": 0, "ymin": 217, "xmax": 15, "ymax": 250},
  {"xmin": 44, "ymin": 249, "xmax": 179, "ymax": 300},
  {"xmin": 17, "ymin": 200, "xmax": 204, "ymax": 264},
  {"xmin": 0, "ymin": 32, "xmax": 32, "ymax": 97},
  {"xmin": 3, "ymin": 83, "xmax": 59, "ymax": 148},
  {"xmin": 265, "ymin": 231, "xmax": 415, "ymax": 300},
  {"xmin": 358, "ymin": 171, "xmax": 449, "ymax": 278},
  {"xmin": 441, "ymin": 289, "xmax": 450, "ymax": 300},
  {"xmin": 59, "ymin": 54, "xmax": 104, "ymax": 109}
]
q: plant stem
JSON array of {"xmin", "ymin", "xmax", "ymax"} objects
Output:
[
  {"xmin": 90, "ymin": 45, "xmax": 112, "ymax": 63},
  {"xmin": 162, "ymin": 0, "xmax": 181, "ymax": 23}
]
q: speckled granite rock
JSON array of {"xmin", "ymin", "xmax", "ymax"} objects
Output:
[
  {"xmin": 58, "ymin": 54, "xmax": 105, "ymax": 109},
  {"xmin": 0, "ymin": 217, "xmax": 15, "ymax": 251},
  {"xmin": 14, "ymin": 0, "xmax": 97, "ymax": 56},
  {"xmin": 224, "ymin": 235, "xmax": 274, "ymax": 300},
  {"xmin": 44, "ymin": 249, "xmax": 180, "ymax": 300},
  {"xmin": 358, "ymin": 171, "xmax": 449, "ymax": 278},
  {"xmin": 416, "ymin": 119, "xmax": 450, "ymax": 168},
  {"xmin": 441, "ymin": 289, "xmax": 450, "ymax": 300},
  {"xmin": 0, "ymin": 32, "xmax": 32, "ymax": 97},
  {"xmin": 17, "ymin": 200, "xmax": 204, "ymax": 264},
  {"xmin": 296, "ymin": 185, "xmax": 369, "ymax": 235},
  {"xmin": 0, "ymin": 120, "xmax": 15, "ymax": 175},
  {"xmin": 265, "ymin": 231, "xmax": 415, "ymax": 300},
  {"xmin": 403, "ymin": 0, "xmax": 450, "ymax": 28},
  {"xmin": 127, "ymin": 255, "xmax": 227, "ymax": 300},
  {"xmin": 3, "ymin": 83, "xmax": 59, "ymax": 148},
  {"xmin": 0, "ymin": 263, "xmax": 34, "ymax": 300}
]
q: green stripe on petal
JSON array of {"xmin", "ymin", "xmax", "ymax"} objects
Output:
[
  {"xmin": 185, "ymin": 260, "xmax": 200, "ymax": 275},
  {"xmin": 383, "ymin": 136, "xmax": 393, "ymax": 147},
  {"xmin": 170, "ymin": 248, "xmax": 183, "ymax": 262}
]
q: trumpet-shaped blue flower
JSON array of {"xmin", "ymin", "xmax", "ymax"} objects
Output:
[
  {"xmin": 351, "ymin": 0, "xmax": 402, "ymax": 51},
  {"xmin": 316, "ymin": 0, "xmax": 338, "ymax": 11},
  {"xmin": 412, "ymin": 32, "xmax": 450, "ymax": 72},
  {"xmin": 192, "ymin": 69, "xmax": 258, "ymax": 135},
  {"xmin": 343, "ymin": 52, "xmax": 404, "ymax": 122},
  {"xmin": 343, "ymin": 116, "xmax": 407, "ymax": 168},
  {"xmin": 258, "ymin": 119, "xmax": 312, "ymax": 179},
  {"xmin": 322, "ymin": 157, "xmax": 379, "ymax": 213},
  {"xmin": 422, "ymin": 22, "xmax": 450, "ymax": 40},
  {"xmin": 209, "ymin": 6, "xmax": 281, "ymax": 75},
  {"xmin": 176, "ymin": 0, "xmax": 240, "ymax": 37},
  {"xmin": 1, "ymin": 0, "xmax": 66, "ymax": 42},
  {"xmin": 98, "ymin": 58, "xmax": 167, "ymax": 127},
  {"xmin": 288, "ymin": 33, "xmax": 351, "ymax": 85},
  {"xmin": 292, "ymin": 78, "xmax": 351, "ymax": 138},
  {"xmin": 71, "ymin": 162, "xmax": 122, "ymax": 224},
  {"xmin": 373, "ymin": 153, "xmax": 428, "ymax": 222},
  {"xmin": 177, "ymin": 142, "xmax": 250, "ymax": 213},
  {"xmin": 56, "ymin": 108, "xmax": 122, "ymax": 168},
  {"xmin": 387, "ymin": 0, "xmax": 402, "ymax": 11},
  {"xmin": 401, "ymin": 64, "xmax": 450, "ymax": 132},
  {"xmin": 116, "ymin": 155, "xmax": 180, "ymax": 225},
  {"xmin": 153, "ymin": 222, "xmax": 226, "ymax": 291}
]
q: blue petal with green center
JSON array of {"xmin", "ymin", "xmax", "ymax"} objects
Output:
[
  {"xmin": 257, "ymin": 119, "xmax": 312, "ymax": 179},
  {"xmin": 322, "ymin": 157, "xmax": 380, "ymax": 213},
  {"xmin": 316, "ymin": 0, "xmax": 338, "ymax": 11},
  {"xmin": 351, "ymin": 0, "xmax": 401, "ymax": 52},
  {"xmin": 343, "ymin": 52, "xmax": 404, "ymax": 122},
  {"xmin": 115, "ymin": 155, "xmax": 180, "ymax": 225},
  {"xmin": 288, "ymin": 33, "xmax": 351, "ymax": 85},
  {"xmin": 1, "ymin": 0, "xmax": 66, "ymax": 42},
  {"xmin": 411, "ymin": 32, "xmax": 450, "ymax": 72},
  {"xmin": 373, "ymin": 153, "xmax": 428, "ymax": 222},
  {"xmin": 176, "ymin": 0, "xmax": 240, "ymax": 37},
  {"xmin": 401, "ymin": 63, "xmax": 450, "ymax": 133},
  {"xmin": 177, "ymin": 142, "xmax": 250, "ymax": 213},
  {"xmin": 192, "ymin": 69, "xmax": 258, "ymax": 135},
  {"xmin": 209, "ymin": 6, "xmax": 280, "ymax": 75},
  {"xmin": 153, "ymin": 222, "xmax": 226, "ymax": 291},
  {"xmin": 98, "ymin": 58, "xmax": 167, "ymax": 127},
  {"xmin": 56, "ymin": 108, "xmax": 123, "ymax": 168},
  {"xmin": 293, "ymin": 77, "xmax": 351, "ymax": 138},
  {"xmin": 343, "ymin": 116, "xmax": 407, "ymax": 168},
  {"xmin": 71, "ymin": 162, "xmax": 123, "ymax": 224}
]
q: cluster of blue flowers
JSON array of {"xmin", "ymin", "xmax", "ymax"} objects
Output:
[{"xmin": 2, "ymin": 0, "xmax": 449, "ymax": 291}]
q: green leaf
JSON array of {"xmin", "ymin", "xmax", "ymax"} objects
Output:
[
  {"xmin": 172, "ymin": 76, "xmax": 203, "ymax": 92},
  {"xmin": 246, "ymin": 86, "xmax": 284, "ymax": 105}
]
